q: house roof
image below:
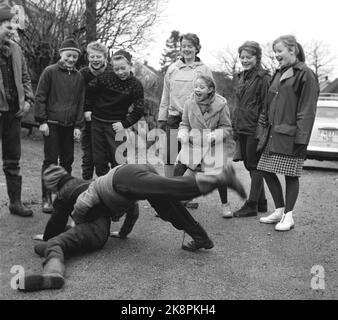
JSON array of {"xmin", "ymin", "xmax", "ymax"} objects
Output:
[{"xmin": 322, "ymin": 78, "xmax": 338, "ymax": 93}]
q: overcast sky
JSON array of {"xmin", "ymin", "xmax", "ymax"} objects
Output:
[{"xmin": 140, "ymin": 0, "xmax": 338, "ymax": 79}]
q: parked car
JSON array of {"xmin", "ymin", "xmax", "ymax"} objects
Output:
[{"xmin": 307, "ymin": 93, "xmax": 338, "ymax": 161}]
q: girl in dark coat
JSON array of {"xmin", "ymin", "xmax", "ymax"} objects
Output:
[
  {"xmin": 232, "ymin": 41, "xmax": 271, "ymax": 218},
  {"xmin": 258, "ymin": 35, "xmax": 319, "ymax": 231}
]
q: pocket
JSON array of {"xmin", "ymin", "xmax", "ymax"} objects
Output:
[{"xmin": 274, "ymin": 124, "xmax": 297, "ymax": 136}]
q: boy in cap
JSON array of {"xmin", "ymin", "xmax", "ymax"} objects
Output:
[
  {"xmin": 34, "ymin": 35, "xmax": 85, "ymax": 213},
  {"xmin": 17, "ymin": 162, "xmax": 246, "ymax": 292},
  {"xmin": 0, "ymin": 3, "xmax": 35, "ymax": 217},
  {"xmin": 86, "ymin": 49, "xmax": 145, "ymax": 177}
]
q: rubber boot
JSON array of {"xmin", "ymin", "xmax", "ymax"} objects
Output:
[
  {"xmin": 195, "ymin": 165, "xmax": 247, "ymax": 199},
  {"xmin": 18, "ymin": 258, "xmax": 65, "ymax": 292},
  {"xmin": 41, "ymin": 178, "xmax": 53, "ymax": 214},
  {"xmin": 182, "ymin": 222, "xmax": 214, "ymax": 252},
  {"xmin": 6, "ymin": 176, "xmax": 33, "ymax": 217},
  {"xmin": 233, "ymin": 200, "xmax": 258, "ymax": 217}
]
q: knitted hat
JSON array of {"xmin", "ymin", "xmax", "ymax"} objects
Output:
[
  {"xmin": 59, "ymin": 36, "xmax": 81, "ymax": 54},
  {"xmin": 43, "ymin": 165, "xmax": 68, "ymax": 191},
  {"xmin": 0, "ymin": 3, "xmax": 15, "ymax": 23},
  {"xmin": 238, "ymin": 41, "xmax": 262, "ymax": 62},
  {"xmin": 113, "ymin": 49, "xmax": 132, "ymax": 63}
]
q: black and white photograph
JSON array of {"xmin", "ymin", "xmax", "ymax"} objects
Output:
[{"xmin": 0, "ymin": 0, "xmax": 337, "ymax": 304}]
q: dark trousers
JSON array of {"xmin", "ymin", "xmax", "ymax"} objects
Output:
[
  {"xmin": 45, "ymin": 215, "xmax": 111, "ymax": 264},
  {"xmin": 42, "ymin": 124, "xmax": 74, "ymax": 174},
  {"xmin": 0, "ymin": 112, "xmax": 21, "ymax": 179},
  {"xmin": 165, "ymin": 115, "xmax": 182, "ymax": 165},
  {"xmin": 238, "ymin": 134, "xmax": 266, "ymax": 202},
  {"xmin": 41, "ymin": 124, "xmax": 74, "ymax": 197},
  {"xmin": 81, "ymin": 121, "xmax": 94, "ymax": 180},
  {"xmin": 91, "ymin": 118, "xmax": 124, "ymax": 177}
]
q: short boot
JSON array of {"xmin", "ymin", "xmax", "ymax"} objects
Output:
[
  {"xmin": 18, "ymin": 258, "xmax": 65, "ymax": 292},
  {"xmin": 182, "ymin": 222, "xmax": 214, "ymax": 252},
  {"xmin": 275, "ymin": 211, "xmax": 294, "ymax": 231},
  {"xmin": 7, "ymin": 176, "xmax": 33, "ymax": 217},
  {"xmin": 260, "ymin": 207, "xmax": 284, "ymax": 224},
  {"xmin": 221, "ymin": 203, "xmax": 233, "ymax": 218},
  {"xmin": 234, "ymin": 200, "xmax": 258, "ymax": 218},
  {"xmin": 195, "ymin": 165, "xmax": 247, "ymax": 199},
  {"xmin": 258, "ymin": 199, "xmax": 268, "ymax": 213}
]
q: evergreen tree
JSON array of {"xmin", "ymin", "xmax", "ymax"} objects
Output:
[{"xmin": 159, "ymin": 30, "xmax": 181, "ymax": 74}]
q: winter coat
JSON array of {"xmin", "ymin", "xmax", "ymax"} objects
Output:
[
  {"xmin": 158, "ymin": 59, "xmax": 213, "ymax": 121},
  {"xmin": 0, "ymin": 41, "xmax": 34, "ymax": 112},
  {"xmin": 177, "ymin": 93, "xmax": 232, "ymax": 172},
  {"xmin": 34, "ymin": 61, "xmax": 85, "ymax": 128},
  {"xmin": 265, "ymin": 61, "xmax": 319, "ymax": 156},
  {"xmin": 233, "ymin": 66, "xmax": 271, "ymax": 136}
]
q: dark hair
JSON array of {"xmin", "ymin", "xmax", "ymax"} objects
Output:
[
  {"xmin": 273, "ymin": 35, "xmax": 305, "ymax": 62},
  {"xmin": 180, "ymin": 33, "xmax": 201, "ymax": 55},
  {"xmin": 113, "ymin": 49, "xmax": 132, "ymax": 64},
  {"xmin": 238, "ymin": 40, "xmax": 262, "ymax": 64},
  {"xmin": 195, "ymin": 75, "xmax": 216, "ymax": 96}
]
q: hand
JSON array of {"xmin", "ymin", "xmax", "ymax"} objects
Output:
[
  {"xmin": 293, "ymin": 143, "xmax": 307, "ymax": 158},
  {"xmin": 206, "ymin": 131, "xmax": 216, "ymax": 143},
  {"xmin": 84, "ymin": 111, "xmax": 92, "ymax": 122},
  {"xmin": 110, "ymin": 231, "xmax": 127, "ymax": 239},
  {"xmin": 33, "ymin": 234, "xmax": 44, "ymax": 241},
  {"xmin": 14, "ymin": 101, "xmax": 31, "ymax": 118},
  {"xmin": 158, "ymin": 120, "xmax": 167, "ymax": 131},
  {"xmin": 177, "ymin": 130, "xmax": 189, "ymax": 143},
  {"xmin": 74, "ymin": 128, "xmax": 81, "ymax": 141},
  {"xmin": 112, "ymin": 122, "xmax": 124, "ymax": 133},
  {"xmin": 39, "ymin": 123, "xmax": 49, "ymax": 136}
]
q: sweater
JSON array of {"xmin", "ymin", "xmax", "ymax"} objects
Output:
[{"xmin": 85, "ymin": 64, "xmax": 145, "ymax": 128}]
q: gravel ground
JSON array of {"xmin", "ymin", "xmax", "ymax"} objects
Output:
[{"xmin": 0, "ymin": 132, "xmax": 337, "ymax": 300}]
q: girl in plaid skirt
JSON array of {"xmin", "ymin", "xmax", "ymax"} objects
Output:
[{"xmin": 257, "ymin": 35, "xmax": 319, "ymax": 231}]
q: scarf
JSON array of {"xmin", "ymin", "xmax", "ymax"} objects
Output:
[{"xmin": 195, "ymin": 92, "xmax": 216, "ymax": 115}]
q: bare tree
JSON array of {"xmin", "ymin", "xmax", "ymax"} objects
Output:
[
  {"xmin": 304, "ymin": 40, "xmax": 336, "ymax": 82},
  {"xmin": 17, "ymin": 0, "xmax": 164, "ymax": 84},
  {"xmin": 261, "ymin": 42, "xmax": 278, "ymax": 75}
]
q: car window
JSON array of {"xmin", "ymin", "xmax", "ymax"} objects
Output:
[{"xmin": 316, "ymin": 107, "xmax": 338, "ymax": 119}]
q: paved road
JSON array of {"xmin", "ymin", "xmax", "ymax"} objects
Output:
[{"xmin": 0, "ymin": 136, "xmax": 337, "ymax": 300}]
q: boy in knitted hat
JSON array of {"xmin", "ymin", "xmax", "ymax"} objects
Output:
[
  {"xmin": 86, "ymin": 49, "xmax": 145, "ymax": 177},
  {"xmin": 17, "ymin": 163, "xmax": 246, "ymax": 292},
  {"xmin": 34, "ymin": 36, "xmax": 85, "ymax": 213},
  {"xmin": 0, "ymin": 3, "xmax": 35, "ymax": 217}
]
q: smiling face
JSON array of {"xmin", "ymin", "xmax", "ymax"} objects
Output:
[
  {"xmin": 0, "ymin": 20, "xmax": 15, "ymax": 44},
  {"xmin": 239, "ymin": 50, "xmax": 257, "ymax": 70},
  {"xmin": 273, "ymin": 41, "xmax": 296, "ymax": 68},
  {"xmin": 113, "ymin": 57, "xmax": 131, "ymax": 81},
  {"xmin": 194, "ymin": 78, "xmax": 212, "ymax": 102},
  {"xmin": 88, "ymin": 49, "xmax": 106, "ymax": 70},
  {"xmin": 59, "ymin": 50, "xmax": 79, "ymax": 68},
  {"xmin": 180, "ymin": 38, "xmax": 197, "ymax": 63}
]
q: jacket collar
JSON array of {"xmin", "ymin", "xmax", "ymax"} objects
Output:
[
  {"xmin": 278, "ymin": 61, "xmax": 305, "ymax": 82},
  {"xmin": 191, "ymin": 94, "xmax": 223, "ymax": 127},
  {"xmin": 176, "ymin": 58, "xmax": 205, "ymax": 70}
]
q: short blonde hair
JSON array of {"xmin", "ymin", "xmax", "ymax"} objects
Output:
[{"xmin": 86, "ymin": 41, "xmax": 108, "ymax": 57}]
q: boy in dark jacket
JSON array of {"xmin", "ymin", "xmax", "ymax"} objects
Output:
[
  {"xmin": 34, "ymin": 36, "xmax": 85, "ymax": 213},
  {"xmin": 17, "ymin": 163, "xmax": 246, "ymax": 292}
]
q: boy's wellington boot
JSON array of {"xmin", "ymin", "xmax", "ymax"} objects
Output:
[
  {"xmin": 182, "ymin": 222, "xmax": 214, "ymax": 252},
  {"xmin": 18, "ymin": 258, "xmax": 65, "ymax": 292},
  {"xmin": 7, "ymin": 176, "xmax": 33, "ymax": 217}
]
